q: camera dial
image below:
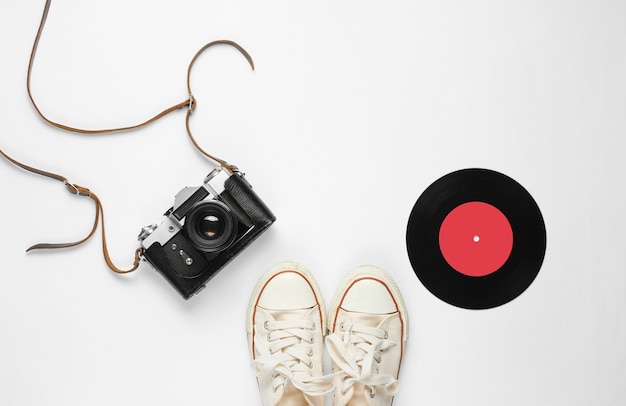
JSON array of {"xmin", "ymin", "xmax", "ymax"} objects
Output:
[{"xmin": 138, "ymin": 224, "xmax": 157, "ymax": 241}]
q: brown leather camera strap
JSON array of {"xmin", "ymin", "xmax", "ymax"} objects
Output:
[
  {"xmin": 28, "ymin": 0, "xmax": 254, "ymax": 173},
  {"xmin": 1, "ymin": 0, "xmax": 255, "ymax": 274},
  {"xmin": 0, "ymin": 147, "xmax": 141, "ymax": 274}
]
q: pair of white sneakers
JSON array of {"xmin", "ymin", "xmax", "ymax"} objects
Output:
[{"xmin": 246, "ymin": 261, "xmax": 409, "ymax": 406}]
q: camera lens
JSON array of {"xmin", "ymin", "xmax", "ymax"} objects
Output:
[
  {"xmin": 186, "ymin": 201, "xmax": 237, "ymax": 252},
  {"xmin": 197, "ymin": 214, "xmax": 224, "ymax": 239}
]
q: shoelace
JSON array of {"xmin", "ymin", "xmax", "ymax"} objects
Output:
[
  {"xmin": 325, "ymin": 321, "xmax": 399, "ymax": 399},
  {"xmin": 251, "ymin": 318, "xmax": 334, "ymax": 404}
]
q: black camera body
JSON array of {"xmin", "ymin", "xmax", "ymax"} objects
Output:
[{"xmin": 138, "ymin": 168, "xmax": 275, "ymax": 299}]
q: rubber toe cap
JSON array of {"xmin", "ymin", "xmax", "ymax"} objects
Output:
[{"xmin": 258, "ymin": 271, "xmax": 317, "ymax": 310}]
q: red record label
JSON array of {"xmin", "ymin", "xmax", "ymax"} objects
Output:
[{"xmin": 438, "ymin": 201, "xmax": 513, "ymax": 277}]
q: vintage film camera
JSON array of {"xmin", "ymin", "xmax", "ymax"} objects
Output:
[{"xmin": 138, "ymin": 168, "xmax": 275, "ymax": 299}]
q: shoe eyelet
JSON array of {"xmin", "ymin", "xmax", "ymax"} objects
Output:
[
  {"xmin": 375, "ymin": 356, "xmax": 382, "ymax": 364},
  {"xmin": 369, "ymin": 389, "xmax": 376, "ymax": 398},
  {"xmin": 383, "ymin": 331, "xmax": 388, "ymax": 339},
  {"xmin": 308, "ymin": 361, "xmax": 313, "ymax": 369},
  {"xmin": 263, "ymin": 321, "xmax": 270, "ymax": 330},
  {"xmin": 308, "ymin": 349, "xmax": 313, "ymax": 356},
  {"xmin": 309, "ymin": 336, "xmax": 315, "ymax": 344},
  {"xmin": 267, "ymin": 333, "xmax": 273, "ymax": 342},
  {"xmin": 311, "ymin": 322, "xmax": 316, "ymax": 330},
  {"xmin": 339, "ymin": 322, "xmax": 345, "ymax": 331}
]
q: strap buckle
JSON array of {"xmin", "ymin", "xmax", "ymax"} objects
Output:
[
  {"xmin": 188, "ymin": 94, "xmax": 196, "ymax": 114},
  {"xmin": 64, "ymin": 180, "xmax": 91, "ymax": 197}
]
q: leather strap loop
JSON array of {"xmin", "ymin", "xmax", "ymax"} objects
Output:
[{"xmin": 64, "ymin": 182, "xmax": 91, "ymax": 196}]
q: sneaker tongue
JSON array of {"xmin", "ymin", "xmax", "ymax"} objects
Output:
[
  {"xmin": 280, "ymin": 381, "xmax": 307, "ymax": 405},
  {"xmin": 262, "ymin": 306, "xmax": 315, "ymax": 321},
  {"xmin": 349, "ymin": 383, "xmax": 371, "ymax": 406},
  {"xmin": 338, "ymin": 308, "xmax": 394, "ymax": 328}
]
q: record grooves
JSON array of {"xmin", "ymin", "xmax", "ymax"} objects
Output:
[{"xmin": 406, "ymin": 168, "xmax": 546, "ymax": 309}]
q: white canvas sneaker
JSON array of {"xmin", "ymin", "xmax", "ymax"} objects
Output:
[
  {"xmin": 247, "ymin": 261, "xmax": 333, "ymax": 406},
  {"xmin": 326, "ymin": 266, "xmax": 409, "ymax": 406}
]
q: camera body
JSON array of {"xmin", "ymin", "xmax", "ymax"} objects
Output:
[{"xmin": 138, "ymin": 168, "xmax": 275, "ymax": 299}]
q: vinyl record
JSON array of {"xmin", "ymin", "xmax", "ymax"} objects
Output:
[{"xmin": 406, "ymin": 168, "xmax": 546, "ymax": 309}]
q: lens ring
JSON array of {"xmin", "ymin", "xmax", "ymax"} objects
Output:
[{"xmin": 185, "ymin": 200, "xmax": 237, "ymax": 252}]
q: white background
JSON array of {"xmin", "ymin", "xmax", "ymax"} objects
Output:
[{"xmin": 1, "ymin": 1, "xmax": 625, "ymax": 405}]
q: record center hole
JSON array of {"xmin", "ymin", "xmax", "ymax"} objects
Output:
[{"xmin": 473, "ymin": 235, "xmax": 480, "ymax": 243}]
